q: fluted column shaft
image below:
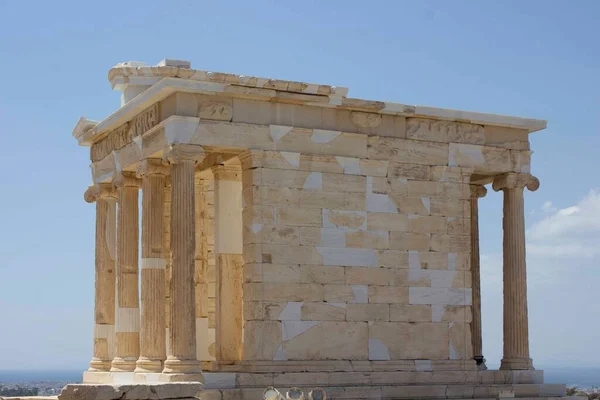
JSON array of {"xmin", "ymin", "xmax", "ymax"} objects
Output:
[
  {"xmin": 111, "ymin": 172, "xmax": 141, "ymax": 372},
  {"xmin": 469, "ymin": 185, "xmax": 487, "ymax": 369},
  {"xmin": 85, "ymin": 184, "xmax": 118, "ymax": 372},
  {"xmin": 136, "ymin": 160, "xmax": 168, "ymax": 373},
  {"xmin": 162, "ymin": 144, "xmax": 205, "ymax": 380},
  {"xmin": 494, "ymin": 173, "xmax": 539, "ymax": 371},
  {"xmin": 164, "ymin": 179, "xmax": 172, "ymax": 358},
  {"xmin": 213, "ymin": 164, "xmax": 244, "ymax": 363}
]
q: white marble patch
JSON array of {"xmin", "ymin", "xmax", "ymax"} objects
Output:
[
  {"xmin": 351, "ymin": 285, "xmax": 368, "ymax": 304},
  {"xmin": 317, "ymin": 247, "xmax": 378, "ymax": 267},
  {"xmin": 116, "ymin": 307, "xmax": 139, "ymax": 333},
  {"xmin": 448, "ymin": 143, "xmax": 485, "ymax": 167},
  {"xmin": 336, "ymin": 156, "xmax": 361, "ymax": 175},
  {"xmin": 251, "ymin": 223, "xmax": 263, "ymax": 233},
  {"xmin": 409, "ymin": 288, "xmax": 472, "ymax": 306},
  {"xmin": 368, "ymin": 339, "xmax": 391, "ymax": 360},
  {"xmin": 322, "ymin": 209, "xmax": 367, "ymax": 230},
  {"xmin": 141, "ymin": 258, "xmax": 166, "ymax": 270},
  {"xmin": 367, "ymin": 193, "xmax": 398, "ymax": 213},
  {"xmin": 196, "ymin": 317, "xmax": 216, "ymax": 361},
  {"xmin": 273, "ymin": 343, "xmax": 286, "ymax": 361},
  {"xmin": 203, "ymin": 373, "xmax": 237, "ymax": 390},
  {"xmin": 270, "ymin": 125, "xmax": 293, "ymax": 143},
  {"xmin": 447, "ymin": 253, "xmax": 457, "ymax": 271},
  {"xmin": 281, "ymin": 151, "xmax": 300, "ymax": 168},
  {"xmin": 278, "ymin": 302, "xmax": 303, "ymax": 321},
  {"xmin": 303, "ymin": 172, "xmax": 323, "ymax": 190},
  {"xmin": 449, "ymin": 342, "xmax": 460, "ymax": 360},
  {"xmin": 431, "ymin": 305, "xmax": 445, "ymax": 322},
  {"xmin": 421, "ymin": 197, "xmax": 431, "ymax": 214},
  {"xmin": 415, "ymin": 359, "xmax": 433, "ymax": 372},
  {"xmin": 311, "ymin": 129, "xmax": 340, "ymax": 143},
  {"xmin": 321, "ymin": 228, "xmax": 346, "ymax": 247},
  {"xmin": 281, "ymin": 320, "xmax": 320, "ymax": 341},
  {"xmin": 408, "ymin": 250, "xmax": 420, "ymax": 269}
]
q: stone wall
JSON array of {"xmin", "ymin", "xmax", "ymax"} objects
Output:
[{"xmin": 236, "ymin": 116, "xmax": 493, "ymax": 361}]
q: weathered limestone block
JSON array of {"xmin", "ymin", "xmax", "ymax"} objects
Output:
[
  {"xmin": 430, "ymin": 234, "xmax": 470, "ymax": 252},
  {"xmin": 393, "ymin": 196, "xmax": 431, "ymax": 215},
  {"xmin": 301, "ymin": 302, "xmax": 347, "ymax": 321},
  {"xmin": 243, "ymin": 321, "xmax": 282, "ymax": 360},
  {"xmin": 368, "ymin": 137, "xmax": 449, "ymax": 166},
  {"xmin": 346, "ymin": 304, "xmax": 390, "ymax": 321},
  {"xmin": 282, "ymin": 321, "xmax": 369, "ymax": 360},
  {"xmin": 387, "ymin": 162, "xmax": 431, "ymax": 180},
  {"xmin": 368, "ymin": 286, "xmax": 409, "ymax": 303},
  {"xmin": 273, "ymin": 127, "xmax": 368, "ymax": 158},
  {"xmin": 409, "ymin": 287, "xmax": 472, "ymax": 306},
  {"xmin": 324, "ymin": 284, "xmax": 365, "ymax": 303},
  {"xmin": 408, "ymin": 215, "xmax": 448, "ymax": 234},
  {"xmin": 389, "ymin": 304, "xmax": 432, "ymax": 322},
  {"xmin": 58, "ymin": 383, "xmax": 203, "ymax": 400},
  {"xmin": 430, "ymin": 166, "xmax": 472, "ymax": 183},
  {"xmin": 298, "ymin": 227, "xmax": 346, "ymax": 247},
  {"xmin": 346, "ymin": 266, "xmax": 390, "ymax": 285},
  {"xmin": 345, "ymin": 230, "xmax": 390, "ymax": 249},
  {"xmin": 276, "ymin": 207, "xmax": 322, "ymax": 227},
  {"xmin": 449, "ymin": 322, "xmax": 473, "ymax": 360},
  {"xmin": 323, "ymin": 210, "xmax": 366, "ymax": 229},
  {"xmin": 442, "ymin": 306, "xmax": 473, "ymax": 323},
  {"xmin": 366, "ymin": 213, "xmax": 408, "ymax": 232},
  {"xmin": 247, "ymin": 282, "xmax": 324, "ymax": 302},
  {"xmin": 242, "ymin": 186, "xmax": 300, "ymax": 206},
  {"xmin": 298, "ymin": 189, "xmax": 366, "ymax": 210},
  {"xmin": 448, "ymin": 143, "xmax": 512, "ymax": 174},
  {"xmin": 484, "ymin": 125, "xmax": 530, "ymax": 150},
  {"xmin": 244, "ymin": 224, "xmax": 300, "ymax": 246},
  {"xmin": 429, "ymin": 198, "xmax": 469, "ymax": 217},
  {"xmin": 415, "ymin": 251, "xmax": 450, "ymax": 270},
  {"xmin": 389, "ymin": 232, "xmax": 431, "ymax": 251},
  {"xmin": 300, "ymin": 265, "xmax": 345, "ymax": 284},
  {"xmin": 369, "ymin": 322, "xmax": 449, "ymax": 359},
  {"xmin": 407, "ymin": 118, "xmax": 484, "ymax": 145},
  {"xmin": 376, "ymin": 250, "xmax": 409, "ymax": 268},
  {"xmin": 260, "ymin": 244, "xmax": 323, "ymax": 264}
]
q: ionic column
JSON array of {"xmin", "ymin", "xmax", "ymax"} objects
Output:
[
  {"xmin": 111, "ymin": 172, "xmax": 141, "ymax": 372},
  {"xmin": 493, "ymin": 173, "xmax": 539, "ymax": 370},
  {"xmin": 84, "ymin": 184, "xmax": 118, "ymax": 372},
  {"xmin": 135, "ymin": 159, "xmax": 168, "ymax": 373},
  {"xmin": 469, "ymin": 184, "xmax": 487, "ymax": 370},
  {"xmin": 213, "ymin": 163, "xmax": 243, "ymax": 363},
  {"xmin": 162, "ymin": 144, "xmax": 205, "ymax": 380},
  {"xmin": 164, "ymin": 178, "xmax": 172, "ymax": 358}
]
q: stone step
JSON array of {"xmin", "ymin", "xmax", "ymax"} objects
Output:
[{"xmin": 202, "ymin": 383, "xmax": 568, "ymax": 400}]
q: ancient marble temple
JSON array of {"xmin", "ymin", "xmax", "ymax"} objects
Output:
[{"xmin": 71, "ymin": 59, "xmax": 572, "ymax": 399}]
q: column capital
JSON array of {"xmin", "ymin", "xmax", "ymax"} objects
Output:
[
  {"xmin": 492, "ymin": 173, "xmax": 539, "ymax": 192},
  {"xmin": 163, "ymin": 144, "xmax": 206, "ymax": 165},
  {"xmin": 112, "ymin": 171, "xmax": 141, "ymax": 189},
  {"xmin": 84, "ymin": 183, "xmax": 118, "ymax": 203},
  {"xmin": 136, "ymin": 158, "xmax": 170, "ymax": 178},
  {"xmin": 212, "ymin": 163, "xmax": 241, "ymax": 181},
  {"xmin": 470, "ymin": 185, "xmax": 488, "ymax": 199}
]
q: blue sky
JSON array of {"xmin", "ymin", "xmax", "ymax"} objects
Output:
[{"xmin": 0, "ymin": 0, "xmax": 598, "ymax": 370}]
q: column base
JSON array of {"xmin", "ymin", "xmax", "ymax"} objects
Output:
[
  {"xmin": 89, "ymin": 358, "xmax": 112, "ymax": 372},
  {"xmin": 111, "ymin": 357, "xmax": 137, "ymax": 372},
  {"xmin": 474, "ymin": 355, "xmax": 488, "ymax": 371},
  {"xmin": 162, "ymin": 358, "xmax": 204, "ymax": 383},
  {"xmin": 135, "ymin": 357, "xmax": 163, "ymax": 373},
  {"xmin": 500, "ymin": 357, "xmax": 534, "ymax": 370}
]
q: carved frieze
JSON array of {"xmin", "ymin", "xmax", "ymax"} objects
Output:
[
  {"xmin": 90, "ymin": 103, "xmax": 160, "ymax": 162},
  {"xmin": 350, "ymin": 111, "xmax": 382, "ymax": 128},
  {"xmin": 90, "ymin": 123, "xmax": 131, "ymax": 162},
  {"xmin": 407, "ymin": 118, "xmax": 484, "ymax": 144},
  {"xmin": 132, "ymin": 103, "xmax": 159, "ymax": 137},
  {"xmin": 198, "ymin": 101, "xmax": 233, "ymax": 121}
]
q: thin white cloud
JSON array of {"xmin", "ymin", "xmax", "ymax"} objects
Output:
[{"xmin": 527, "ymin": 190, "xmax": 600, "ymax": 258}]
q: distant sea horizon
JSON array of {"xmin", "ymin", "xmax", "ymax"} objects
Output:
[{"xmin": 1, "ymin": 367, "xmax": 598, "ymax": 389}]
